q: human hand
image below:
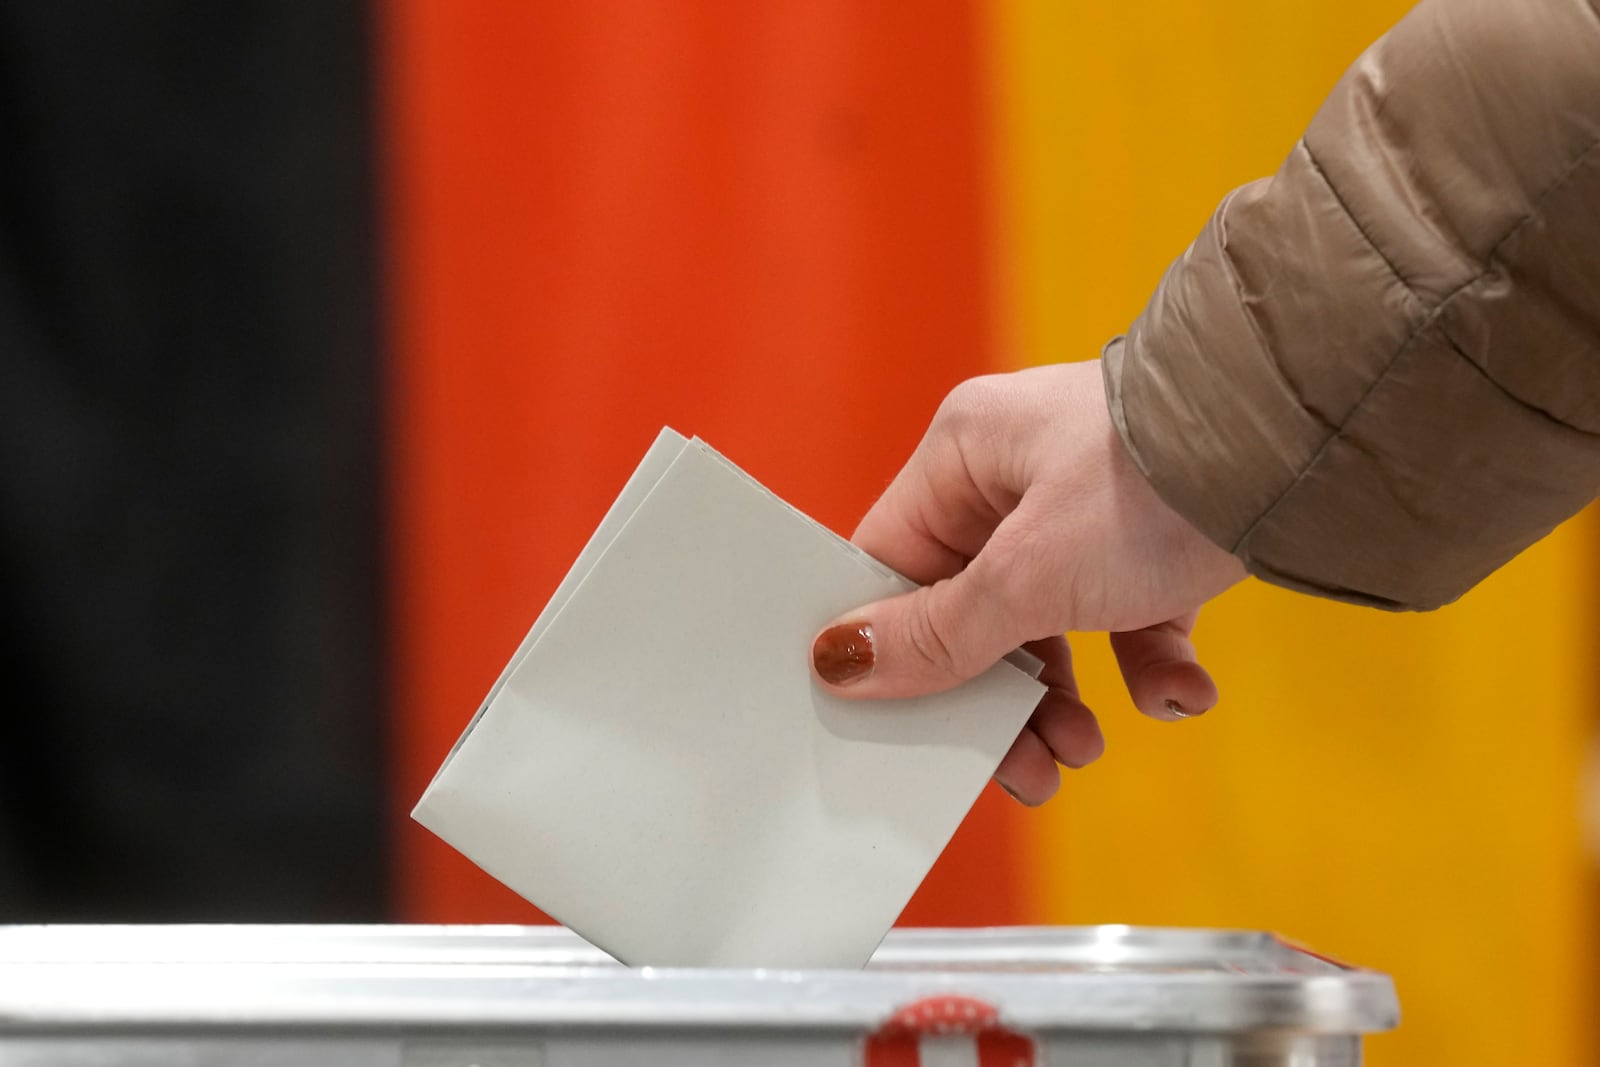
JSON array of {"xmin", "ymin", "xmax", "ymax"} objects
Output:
[{"xmin": 810, "ymin": 359, "xmax": 1246, "ymax": 805}]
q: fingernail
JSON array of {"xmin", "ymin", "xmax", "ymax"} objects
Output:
[
  {"xmin": 812, "ymin": 622, "xmax": 875, "ymax": 686},
  {"xmin": 1166, "ymin": 699, "xmax": 1204, "ymax": 719},
  {"xmin": 997, "ymin": 781, "xmax": 1023, "ymax": 803}
]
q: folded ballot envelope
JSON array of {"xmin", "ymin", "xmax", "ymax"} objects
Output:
[{"xmin": 413, "ymin": 429, "xmax": 1045, "ymax": 969}]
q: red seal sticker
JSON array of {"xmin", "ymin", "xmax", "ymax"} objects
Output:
[{"xmin": 862, "ymin": 994, "xmax": 1037, "ymax": 1067}]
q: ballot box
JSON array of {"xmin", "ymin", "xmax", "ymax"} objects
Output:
[{"xmin": 0, "ymin": 924, "xmax": 1397, "ymax": 1066}]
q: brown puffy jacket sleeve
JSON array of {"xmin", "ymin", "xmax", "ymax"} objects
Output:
[{"xmin": 1103, "ymin": 0, "xmax": 1600, "ymax": 610}]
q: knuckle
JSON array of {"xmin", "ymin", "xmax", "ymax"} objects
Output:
[
  {"xmin": 932, "ymin": 374, "xmax": 1009, "ymax": 439},
  {"xmin": 903, "ymin": 585, "xmax": 977, "ymax": 681},
  {"xmin": 983, "ymin": 521, "xmax": 1069, "ymax": 636},
  {"xmin": 929, "ymin": 375, "xmax": 1028, "ymax": 498}
]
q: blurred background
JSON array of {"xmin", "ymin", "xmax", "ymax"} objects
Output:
[{"xmin": 2, "ymin": 2, "xmax": 1594, "ymax": 1065}]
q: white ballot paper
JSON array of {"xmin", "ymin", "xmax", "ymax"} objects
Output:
[{"xmin": 413, "ymin": 428, "xmax": 1046, "ymax": 969}]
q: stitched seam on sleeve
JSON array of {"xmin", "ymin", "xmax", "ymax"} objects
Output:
[
  {"xmin": 1204, "ymin": 182, "xmax": 1307, "ymax": 424},
  {"xmin": 1441, "ymin": 298, "xmax": 1600, "ymax": 434},
  {"xmin": 1230, "ymin": 133, "xmax": 1600, "ymax": 554},
  {"xmin": 1299, "ymin": 141, "xmax": 1417, "ymax": 297}
]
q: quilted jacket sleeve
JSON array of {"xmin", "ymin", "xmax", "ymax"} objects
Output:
[{"xmin": 1103, "ymin": 0, "xmax": 1600, "ymax": 609}]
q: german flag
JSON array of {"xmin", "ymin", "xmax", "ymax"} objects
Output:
[{"xmin": 2, "ymin": 5, "xmax": 1592, "ymax": 1065}]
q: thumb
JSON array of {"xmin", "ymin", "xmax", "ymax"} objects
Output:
[{"xmin": 809, "ymin": 558, "xmax": 1032, "ymax": 700}]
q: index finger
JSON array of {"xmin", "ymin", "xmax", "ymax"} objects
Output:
[{"xmin": 850, "ymin": 440, "xmax": 1008, "ymax": 585}]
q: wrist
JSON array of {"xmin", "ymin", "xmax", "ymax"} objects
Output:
[{"xmin": 1095, "ymin": 360, "xmax": 1248, "ymax": 600}]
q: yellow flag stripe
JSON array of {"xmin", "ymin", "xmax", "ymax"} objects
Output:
[{"xmin": 984, "ymin": 2, "xmax": 1598, "ymax": 1064}]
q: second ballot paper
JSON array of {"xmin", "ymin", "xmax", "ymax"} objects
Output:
[{"xmin": 413, "ymin": 429, "xmax": 1045, "ymax": 969}]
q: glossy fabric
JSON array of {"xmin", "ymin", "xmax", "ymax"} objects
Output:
[{"xmin": 1106, "ymin": 0, "xmax": 1600, "ymax": 609}]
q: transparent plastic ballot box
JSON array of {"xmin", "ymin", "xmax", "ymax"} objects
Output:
[{"xmin": 0, "ymin": 924, "xmax": 1398, "ymax": 1066}]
